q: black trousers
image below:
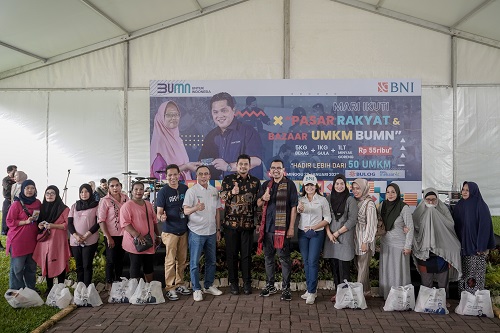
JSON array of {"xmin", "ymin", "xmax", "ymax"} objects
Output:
[
  {"xmin": 331, "ymin": 258, "xmax": 351, "ymax": 288},
  {"xmin": 45, "ymin": 259, "xmax": 66, "ymax": 292},
  {"xmin": 104, "ymin": 236, "xmax": 126, "ymax": 283},
  {"xmin": 71, "ymin": 243, "xmax": 98, "ymax": 286},
  {"xmin": 2, "ymin": 198, "xmax": 11, "ymax": 234},
  {"xmin": 225, "ymin": 228, "xmax": 253, "ymax": 285},
  {"xmin": 128, "ymin": 252, "xmax": 155, "ymax": 278}
]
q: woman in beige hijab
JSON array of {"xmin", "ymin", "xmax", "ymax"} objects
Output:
[
  {"xmin": 10, "ymin": 170, "xmax": 27, "ymax": 201},
  {"xmin": 351, "ymin": 178, "xmax": 377, "ymax": 295}
]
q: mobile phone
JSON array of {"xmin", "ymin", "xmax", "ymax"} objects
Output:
[
  {"xmin": 32, "ymin": 210, "xmax": 40, "ymax": 222},
  {"xmin": 201, "ymin": 158, "xmax": 214, "ymax": 166}
]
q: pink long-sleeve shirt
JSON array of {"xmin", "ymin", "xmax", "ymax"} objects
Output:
[{"xmin": 6, "ymin": 200, "xmax": 42, "ymax": 257}]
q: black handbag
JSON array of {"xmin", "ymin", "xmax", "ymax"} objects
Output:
[{"xmin": 133, "ymin": 203, "xmax": 154, "ymax": 252}]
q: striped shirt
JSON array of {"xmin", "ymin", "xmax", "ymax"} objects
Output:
[{"xmin": 354, "ymin": 198, "xmax": 377, "ymax": 255}]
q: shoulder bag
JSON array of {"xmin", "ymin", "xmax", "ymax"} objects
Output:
[{"xmin": 133, "ymin": 203, "xmax": 154, "ymax": 252}]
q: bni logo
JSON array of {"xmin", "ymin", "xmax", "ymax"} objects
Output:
[
  {"xmin": 378, "ymin": 82, "xmax": 388, "ymax": 93},
  {"xmin": 378, "ymin": 81, "xmax": 415, "ymax": 93}
]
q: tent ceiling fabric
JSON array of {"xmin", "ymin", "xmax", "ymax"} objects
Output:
[{"xmin": 0, "ymin": 0, "xmax": 499, "ymax": 79}]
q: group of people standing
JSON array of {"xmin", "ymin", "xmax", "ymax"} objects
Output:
[
  {"xmin": 323, "ymin": 179, "xmax": 495, "ymax": 305},
  {"xmin": 2, "ymin": 161, "xmax": 496, "ymax": 307},
  {"xmin": 2, "ymin": 168, "xmax": 120, "ymax": 292}
]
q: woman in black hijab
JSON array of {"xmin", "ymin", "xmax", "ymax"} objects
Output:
[
  {"xmin": 453, "ymin": 181, "xmax": 496, "ymax": 294},
  {"xmin": 323, "ymin": 174, "xmax": 358, "ymax": 301},
  {"xmin": 68, "ymin": 184, "xmax": 100, "ymax": 286},
  {"xmin": 378, "ymin": 183, "xmax": 414, "ymax": 300},
  {"xmin": 32, "ymin": 185, "xmax": 70, "ymax": 293}
]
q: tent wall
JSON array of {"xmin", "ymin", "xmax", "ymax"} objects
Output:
[
  {"xmin": 290, "ymin": 0, "xmax": 451, "ymax": 84},
  {"xmin": 0, "ymin": 0, "xmax": 499, "ymax": 212}
]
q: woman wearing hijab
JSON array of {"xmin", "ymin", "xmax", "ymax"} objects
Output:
[
  {"xmin": 323, "ymin": 174, "xmax": 358, "ymax": 302},
  {"xmin": 378, "ymin": 183, "xmax": 414, "ymax": 300},
  {"xmin": 413, "ymin": 188, "xmax": 461, "ymax": 298},
  {"xmin": 351, "ymin": 178, "xmax": 377, "ymax": 295},
  {"xmin": 10, "ymin": 170, "xmax": 28, "ymax": 201},
  {"xmin": 150, "ymin": 100, "xmax": 200, "ymax": 180},
  {"xmin": 68, "ymin": 184, "xmax": 100, "ymax": 286},
  {"xmin": 33, "ymin": 185, "xmax": 71, "ymax": 293},
  {"xmin": 297, "ymin": 174, "xmax": 331, "ymax": 305},
  {"xmin": 6, "ymin": 179, "xmax": 42, "ymax": 290},
  {"xmin": 453, "ymin": 182, "xmax": 495, "ymax": 294}
]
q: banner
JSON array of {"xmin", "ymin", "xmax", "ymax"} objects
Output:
[{"xmin": 149, "ymin": 79, "xmax": 421, "ymax": 204}]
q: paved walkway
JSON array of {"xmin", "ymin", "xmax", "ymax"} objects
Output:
[{"xmin": 47, "ymin": 288, "xmax": 500, "ymax": 333}]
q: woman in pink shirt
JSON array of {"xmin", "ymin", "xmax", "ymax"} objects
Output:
[
  {"xmin": 98, "ymin": 177, "xmax": 129, "ymax": 288},
  {"xmin": 33, "ymin": 185, "xmax": 71, "ymax": 293},
  {"xmin": 68, "ymin": 184, "xmax": 100, "ymax": 286},
  {"xmin": 6, "ymin": 179, "xmax": 41, "ymax": 290},
  {"xmin": 120, "ymin": 182, "xmax": 161, "ymax": 282}
]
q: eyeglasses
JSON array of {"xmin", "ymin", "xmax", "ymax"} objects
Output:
[
  {"xmin": 45, "ymin": 191, "xmax": 56, "ymax": 196},
  {"xmin": 270, "ymin": 167, "xmax": 283, "ymax": 170},
  {"xmin": 305, "ymin": 184, "xmax": 315, "ymax": 187},
  {"xmin": 165, "ymin": 113, "xmax": 180, "ymax": 119},
  {"xmin": 425, "ymin": 198, "xmax": 437, "ymax": 204}
]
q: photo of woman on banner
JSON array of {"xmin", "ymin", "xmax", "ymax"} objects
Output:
[
  {"xmin": 150, "ymin": 100, "xmax": 200, "ymax": 180},
  {"xmin": 198, "ymin": 92, "xmax": 264, "ymax": 180}
]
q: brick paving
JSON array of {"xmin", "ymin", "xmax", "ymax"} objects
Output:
[{"xmin": 46, "ymin": 288, "xmax": 500, "ymax": 333}]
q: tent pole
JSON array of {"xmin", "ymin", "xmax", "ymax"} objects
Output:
[
  {"xmin": 123, "ymin": 42, "xmax": 130, "ymax": 192},
  {"xmin": 283, "ymin": 0, "xmax": 290, "ymax": 79},
  {"xmin": 451, "ymin": 36, "xmax": 458, "ymax": 191}
]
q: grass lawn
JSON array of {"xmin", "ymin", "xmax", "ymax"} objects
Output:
[
  {"xmin": 0, "ymin": 233, "xmax": 60, "ymax": 333},
  {"xmin": 493, "ymin": 216, "xmax": 500, "ymax": 236}
]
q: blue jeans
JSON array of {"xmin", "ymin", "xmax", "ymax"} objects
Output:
[
  {"xmin": 298, "ymin": 229, "xmax": 325, "ymax": 293},
  {"xmin": 188, "ymin": 231, "xmax": 216, "ymax": 291},
  {"xmin": 10, "ymin": 252, "xmax": 37, "ymax": 290}
]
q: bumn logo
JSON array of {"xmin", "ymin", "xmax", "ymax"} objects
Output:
[{"xmin": 157, "ymin": 82, "xmax": 191, "ymax": 94}]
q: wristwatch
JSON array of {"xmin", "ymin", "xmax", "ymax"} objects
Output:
[{"xmin": 226, "ymin": 163, "xmax": 232, "ymax": 172}]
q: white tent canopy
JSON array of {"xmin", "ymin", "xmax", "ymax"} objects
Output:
[{"xmin": 1, "ymin": 0, "xmax": 499, "ymax": 213}]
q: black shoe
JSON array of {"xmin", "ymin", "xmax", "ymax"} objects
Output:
[
  {"xmin": 280, "ymin": 288, "xmax": 291, "ymax": 301},
  {"xmin": 259, "ymin": 285, "xmax": 277, "ymax": 297},
  {"xmin": 230, "ymin": 283, "xmax": 240, "ymax": 295},
  {"xmin": 243, "ymin": 284, "xmax": 252, "ymax": 295}
]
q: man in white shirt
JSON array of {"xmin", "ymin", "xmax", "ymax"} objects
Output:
[{"xmin": 183, "ymin": 165, "xmax": 223, "ymax": 301}]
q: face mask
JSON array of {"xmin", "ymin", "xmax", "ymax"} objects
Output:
[{"xmin": 425, "ymin": 202, "xmax": 437, "ymax": 208}]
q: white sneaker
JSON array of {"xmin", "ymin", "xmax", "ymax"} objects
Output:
[
  {"xmin": 203, "ymin": 286, "xmax": 223, "ymax": 296},
  {"xmin": 166, "ymin": 289, "xmax": 179, "ymax": 301},
  {"xmin": 301, "ymin": 291, "xmax": 310, "ymax": 300},
  {"xmin": 193, "ymin": 290, "xmax": 203, "ymax": 302},
  {"xmin": 306, "ymin": 292, "xmax": 317, "ymax": 305}
]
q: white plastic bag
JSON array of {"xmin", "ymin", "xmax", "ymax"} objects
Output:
[
  {"xmin": 383, "ymin": 284, "xmax": 415, "ymax": 311},
  {"xmin": 455, "ymin": 290, "xmax": 494, "ymax": 318},
  {"xmin": 73, "ymin": 282, "xmax": 103, "ymax": 307},
  {"xmin": 4, "ymin": 288, "xmax": 44, "ymax": 308},
  {"xmin": 334, "ymin": 280, "xmax": 367, "ymax": 310},
  {"xmin": 130, "ymin": 279, "xmax": 165, "ymax": 305},
  {"xmin": 46, "ymin": 283, "xmax": 73, "ymax": 309},
  {"xmin": 108, "ymin": 278, "xmax": 139, "ymax": 303},
  {"xmin": 414, "ymin": 285, "xmax": 448, "ymax": 314}
]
